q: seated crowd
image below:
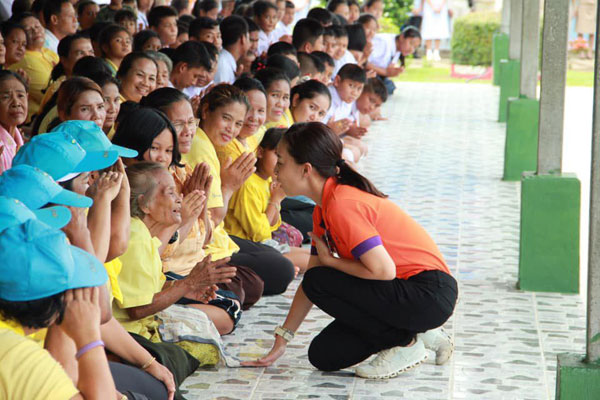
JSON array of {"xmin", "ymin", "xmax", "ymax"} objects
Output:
[{"xmin": 0, "ymin": 0, "xmax": 458, "ymax": 398}]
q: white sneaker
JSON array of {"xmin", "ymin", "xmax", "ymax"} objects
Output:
[
  {"xmin": 418, "ymin": 327, "xmax": 454, "ymax": 365},
  {"xmin": 355, "ymin": 339, "xmax": 428, "ymax": 379},
  {"xmin": 433, "ymin": 49, "xmax": 441, "ymax": 61},
  {"xmin": 426, "ymin": 49, "xmax": 433, "ymax": 61}
]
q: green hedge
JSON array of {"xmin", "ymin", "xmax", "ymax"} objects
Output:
[{"xmin": 451, "ymin": 11, "xmax": 500, "ymax": 66}]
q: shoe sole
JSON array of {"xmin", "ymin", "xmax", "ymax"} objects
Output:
[{"xmin": 355, "ymin": 353, "xmax": 429, "ymax": 380}]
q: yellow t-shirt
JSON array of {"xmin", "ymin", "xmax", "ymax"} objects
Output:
[
  {"xmin": 0, "ymin": 326, "xmax": 78, "ymax": 399},
  {"xmin": 8, "ymin": 48, "xmax": 59, "ymax": 121},
  {"xmin": 215, "ymin": 137, "xmax": 248, "ymax": 167},
  {"xmin": 182, "ymin": 128, "xmax": 239, "ymax": 260},
  {"xmin": 105, "ymin": 257, "xmax": 124, "ymax": 303},
  {"xmin": 225, "ymin": 173, "xmax": 280, "ymax": 242},
  {"xmin": 104, "ymin": 58, "xmax": 118, "ymax": 76},
  {"xmin": 114, "ymin": 218, "xmax": 166, "ymax": 338},
  {"xmin": 246, "ymin": 125, "xmax": 267, "ymax": 152},
  {"xmin": 265, "ymin": 108, "xmax": 293, "ymax": 130}
]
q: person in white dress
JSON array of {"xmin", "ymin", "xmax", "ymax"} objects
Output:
[{"xmin": 419, "ymin": 0, "xmax": 450, "ymax": 61}]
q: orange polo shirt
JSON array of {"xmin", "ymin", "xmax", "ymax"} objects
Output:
[{"xmin": 311, "ymin": 177, "xmax": 450, "ymax": 280}]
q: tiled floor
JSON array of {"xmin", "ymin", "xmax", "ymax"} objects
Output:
[{"xmin": 180, "ymin": 82, "xmax": 587, "ymax": 399}]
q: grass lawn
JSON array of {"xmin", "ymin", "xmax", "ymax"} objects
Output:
[{"xmin": 394, "ymin": 64, "xmax": 594, "ymax": 87}]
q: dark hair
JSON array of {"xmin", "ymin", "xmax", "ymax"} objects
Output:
[
  {"xmin": 0, "ymin": 70, "xmax": 29, "ymax": 93},
  {"xmin": 0, "ymin": 21, "xmax": 26, "ymax": 44},
  {"xmin": 348, "ymin": 0, "xmax": 359, "ymax": 7},
  {"xmin": 363, "ymin": 0, "xmax": 383, "ymax": 8},
  {"xmin": 233, "ymin": 3, "xmax": 253, "ymax": 18},
  {"xmin": 290, "ymin": 78, "xmax": 330, "ymax": 106},
  {"xmin": 297, "ymin": 52, "xmax": 324, "ymax": 76},
  {"xmin": 11, "ymin": 0, "xmax": 32, "ymax": 17},
  {"xmin": 51, "ymin": 32, "xmax": 91, "ymax": 81},
  {"xmin": 285, "ymin": 1, "xmax": 294, "ymax": 8},
  {"xmin": 259, "ymin": 127, "xmax": 284, "ymax": 150},
  {"xmin": 99, "ymin": 24, "xmax": 130, "ymax": 57},
  {"xmin": 57, "ymin": 76, "xmax": 103, "ymax": 117},
  {"xmin": 72, "ymin": 55, "xmax": 113, "ymax": 77},
  {"xmin": 326, "ymin": 0, "xmax": 348, "ymax": 14},
  {"xmin": 189, "ymin": 16, "xmax": 218, "ymax": 39},
  {"xmin": 193, "ymin": 0, "xmax": 218, "ymax": 18},
  {"xmin": 201, "ymin": 41, "xmax": 218, "ymax": 64},
  {"xmin": 357, "ymin": 13, "xmax": 377, "ymax": 26},
  {"xmin": 401, "ymin": 25, "xmax": 422, "ymax": 40},
  {"xmin": 292, "ymin": 18, "xmax": 324, "ymax": 50},
  {"xmin": 336, "ymin": 63, "xmax": 366, "ymax": 83},
  {"xmin": 8, "ymin": 11, "xmax": 36, "ymax": 25},
  {"xmin": 245, "ymin": 16, "xmax": 259, "ymax": 33},
  {"xmin": 199, "ymin": 83, "xmax": 250, "ymax": 120},
  {"xmin": 363, "ymin": 77, "xmax": 387, "ymax": 102},
  {"xmin": 233, "ymin": 76, "xmax": 266, "ymax": 96},
  {"xmin": 112, "ymin": 106, "xmax": 183, "ymax": 168},
  {"xmin": 172, "ymin": 40, "xmax": 211, "ymax": 70},
  {"xmin": 133, "ymin": 29, "xmax": 160, "ymax": 51},
  {"xmin": 179, "ymin": 14, "xmax": 195, "ymax": 25},
  {"xmin": 117, "ymin": 51, "xmax": 158, "ymax": 79},
  {"xmin": 90, "ymin": 71, "xmax": 121, "ymax": 89},
  {"xmin": 266, "ymin": 54, "xmax": 300, "ymax": 82},
  {"xmin": 171, "ymin": 0, "xmax": 189, "ymax": 15},
  {"xmin": 89, "ymin": 21, "xmax": 110, "ymax": 44},
  {"xmin": 176, "ymin": 18, "xmax": 190, "ymax": 36},
  {"xmin": 326, "ymin": 24, "xmax": 347, "ymax": 38},
  {"xmin": 42, "ymin": 0, "xmax": 70, "ymax": 25},
  {"xmin": 311, "ymin": 50, "xmax": 334, "ymax": 67},
  {"xmin": 140, "ymin": 86, "xmax": 190, "ymax": 112},
  {"xmin": 267, "ymin": 41, "xmax": 297, "ymax": 58},
  {"xmin": 148, "ymin": 5, "xmax": 178, "ymax": 28},
  {"xmin": 220, "ymin": 15, "xmax": 249, "ymax": 48},
  {"xmin": 254, "ymin": 67, "xmax": 289, "ymax": 92},
  {"xmin": 346, "ymin": 23, "xmax": 366, "ymax": 52},
  {"xmin": 0, "ymin": 292, "xmax": 66, "ymax": 329},
  {"xmin": 115, "ymin": 8, "xmax": 136, "ymax": 23},
  {"xmin": 283, "ymin": 122, "xmax": 386, "ymax": 197},
  {"xmin": 333, "ymin": 14, "xmax": 347, "ymax": 25},
  {"xmin": 306, "ymin": 8, "xmax": 333, "ymax": 26},
  {"xmin": 77, "ymin": 0, "xmax": 96, "ymax": 16},
  {"xmin": 253, "ymin": 0, "xmax": 277, "ymax": 18}
]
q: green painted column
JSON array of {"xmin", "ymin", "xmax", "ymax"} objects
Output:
[
  {"xmin": 518, "ymin": 173, "xmax": 580, "ymax": 293},
  {"xmin": 503, "ymin": 97, "xmax": 539, "ymax": 181},
  {"xmin": 493, "ymin": 33, "xmax": 509, "ymax": 86},
  {"xmin": 498, "ymin": 59, "xmax": 520, "ymax": 122},
  {"xmin": 557, "ymin": 354, "xmax": 600, "ymax": 399}
]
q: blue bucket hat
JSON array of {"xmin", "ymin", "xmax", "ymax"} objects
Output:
[
  {"xmin": 0, "ymin": 165, "xmax": 93, "ymax": 209},
  {"xmin": 0, "ymin": 219, "xmax": 107, "ymax": 301},
  {"xmin": 12, "ymin": 131, "xmax": 119, "ymax": 181},
  {"xmin": 51, "ymin": 120, "xmax": 138, "ymax": 168},
  {"xmin": 0, "ymin": 196, "xmax": 71, "ymax": 231}
]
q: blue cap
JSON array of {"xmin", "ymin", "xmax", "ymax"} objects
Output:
[
  {"xmin": 0, "ymin": 219, "xmax": 108, "ymax": 301},
  {"xmin": 0, "ymin": 196, "xmax": 71, "ymax": 231},
  {"xmin": 51, "ymin": 121, "xmax": 138, "ymax": 169},
  {"xmin": 12, "ymin": 131, "xmax": 119, "ymax": 181},
  {"xmin": 0, "ymin": 165, "xmax": 93, "ymax": 209}
]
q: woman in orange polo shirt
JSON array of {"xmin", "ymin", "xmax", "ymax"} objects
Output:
[{"xmin": 244, "ymin": 122, "xmax": 458, "ymax": 379}]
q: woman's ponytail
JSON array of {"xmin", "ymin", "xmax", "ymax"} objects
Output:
[{"xmin": 283, "ymin": 122, "xmax": 387, "ymax": 198}]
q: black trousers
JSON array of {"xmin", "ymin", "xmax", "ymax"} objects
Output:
[
  {"xmin": 230, "ymin": 236, "xmax": 295, "ymax": 296},
  {"xmin": 109, "ymin": 362, "xmax": 168, "ymax": 400},
  {"xmin": 280, "ymin": 198, "xmax": 314, "ymax": 242},
  {"xmin": 302, "ymin": 268, "xmax": 458, "ymax": 372}
]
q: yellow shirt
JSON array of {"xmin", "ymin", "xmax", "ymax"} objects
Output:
[
  {"xmin": 215, "ymin": 137, "xmax": 248, "ymax": 167},
  {"xmin": 8, "ymin": 48, "xmax": 59, "ymax": 121},
  {"xmin": 265, "ymin": 108, "xmax": 293, "ymax": 130},
  {"xmin": 182, "ymin": 128, "xmax": 240, "ymax": 260},
  {"xmin": 104, "ymin": 58, "xmax": 118, "ymax": 76},
  {"xmin": 39, "ymin": 75, "xmax": 65, "ymax": 111},
  {"xmin": 225, "ymin": 173, "xmax": 280, "ymax": 242},
  {"xmin": 114, "ymin": 218, "xmax": 166, "ymax": 338},
  {"xmin": 0, "ymin": 326, "xmax": 78, "ymax": 399},
  {"xmin": 105, "ymin": 257, "xmax": 124, "ymax": 303},
  {"xmin": 247, "ymin": 125, "xmax": 267, "ymax": 152}
]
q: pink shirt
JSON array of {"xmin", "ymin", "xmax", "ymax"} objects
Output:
[{"xmin": 0, "ymin": 125, "xmax": 24, "ymax": 174}]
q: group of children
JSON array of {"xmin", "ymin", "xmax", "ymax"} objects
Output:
[{"xmin": 0, "ymin": 0, "xmax": 456, "ymax": 399}]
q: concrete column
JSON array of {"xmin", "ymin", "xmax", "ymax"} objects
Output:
[
  {"xmin": 537, "ymin": 0, "xmax": 569, "ymax": 175},
  {"xmin": 501, "ymin": 0, "xmax": 510, "ymax": 34},
  {"xmin": 519, "ymin": 0, "xmax": 540, "ymax": 99},
  {"xmin": 586, "ymin": 3, "xmax": 600, "ymax": 365},
  {"xmin": 509, "ymin": 0, "xmax": 522, "ymax": 59}
]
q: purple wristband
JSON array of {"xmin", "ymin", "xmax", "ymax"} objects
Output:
[{"xmin": 75, "ymin": 340, "xmax": 105, "ymax": 360}]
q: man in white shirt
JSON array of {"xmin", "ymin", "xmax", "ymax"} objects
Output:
[
  {"xmin": 43, "ymin": 0, "xmax": 78, "ymax": 53},
  {"xmin": 214, "ymin": 15, "xmax": 250, "ymax": 84}
]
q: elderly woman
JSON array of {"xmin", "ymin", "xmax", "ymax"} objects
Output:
[{"xmin": 0, "ymin": 70, "xmax": 27, "ymax": 174}]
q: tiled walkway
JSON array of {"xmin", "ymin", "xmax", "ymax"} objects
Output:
[{"xmin": 181, "ymin": 82, "xmax": 587, "ymax": 399}]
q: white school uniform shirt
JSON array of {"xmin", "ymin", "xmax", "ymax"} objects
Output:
[
  {"xmin": 368, "ymin": 33, "xmax": 401, "ymax": 69},
  {"xmin": 332, "ymin": 51, "xmax": 357, "ymax": 79},
  {"xmin": 273, "ymin": 21, "xmax": 292, "ymax": 39},
  {"xmin": 183, "ymin": 81, "xmax": 213, "ymax": 98},
  {"xmin": 257, "ymin": 29, "xmax": 280, "ymax": 56},
  {"xmin": 137, "ymin": 12, "xmax": 148, "ymax": 30},
  {"xmin": 44, "ymin": 29, "xmax": 59, "ymax": 54},
  {"xmin": 324, "ymin": 85, "xmax": 356, "ymax": 123},
  {"xmin": 214, "ymin": 49, "xmax": 237, "ymax": 84}
]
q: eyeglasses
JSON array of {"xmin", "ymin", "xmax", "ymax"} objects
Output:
[{"xmin": 172, "ymin": 118, "xmax": 198, "ymax": 134}]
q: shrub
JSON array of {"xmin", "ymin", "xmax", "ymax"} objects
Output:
[{"xmin": 451, "ymin": 11, "xmax": 500, "ymax": 66}]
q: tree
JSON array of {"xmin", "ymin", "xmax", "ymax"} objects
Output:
[{"xmin": 382, "ymin": 0, "xmax": 414, "ymax": 31}]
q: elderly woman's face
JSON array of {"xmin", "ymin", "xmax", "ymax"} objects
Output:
[{"xmin": 145, "ymin": 168, "xmax": 182, "ymax": 225}]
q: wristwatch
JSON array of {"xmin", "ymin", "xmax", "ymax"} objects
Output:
[{"xmin": 274, "ymin": 326, "xmax": 295, "ymax": 342}]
